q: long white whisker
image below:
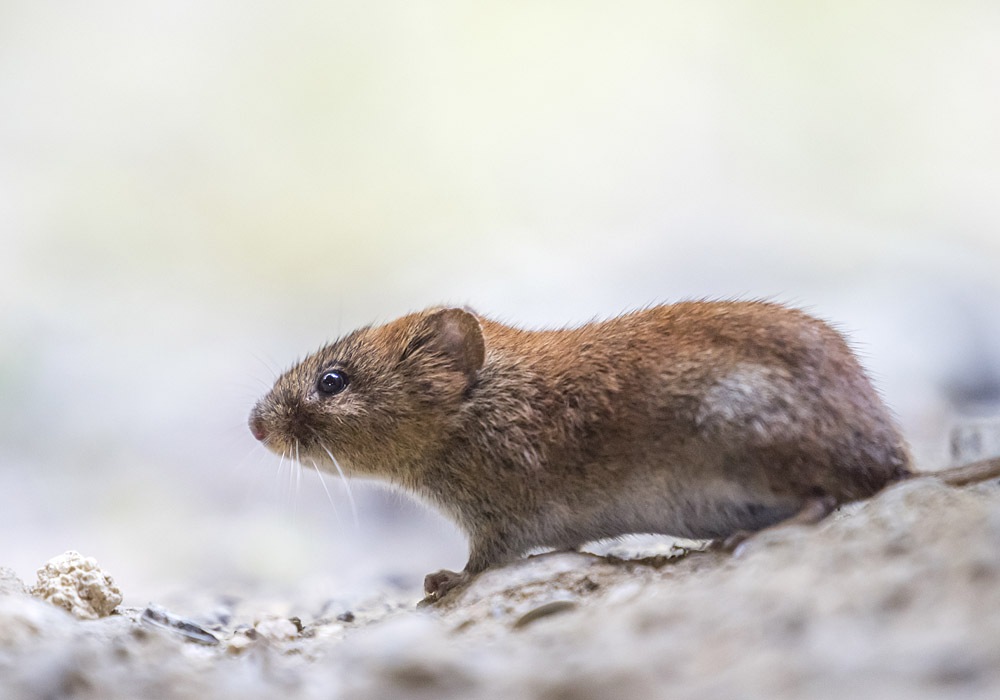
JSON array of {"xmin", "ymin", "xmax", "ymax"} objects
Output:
[
  {"xmin": 241, "ymin": 449, "xmax": 271, "ymax": 503},
  {"xmin": 229, "ymin": 439, "xmax": 266, "ymax": 479},
  {"xmin": 295, "ymin": 442, "xmax": 301, "ymax": 493},
  {"xmin": 293, "ymin": 442, "xmax": 302, "ymax": 519},
  {"xmin": 319, "ymin": 442, "xmax": 360, "ymax": 529},
  {"xmin": 310, "ymin": 458, "xmax": 342, "ymax": 525}
]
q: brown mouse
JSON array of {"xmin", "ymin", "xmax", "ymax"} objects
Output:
[{"xmin": 248, "ymin": 301, "xmax": 1000, "ymax": 599}]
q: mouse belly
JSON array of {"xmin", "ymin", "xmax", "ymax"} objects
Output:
[
  {"xmin": 534, "ymin": 481, "xmax": 802, "ymax": 547},
  {"xmin": 645, "ymin": 497, "xmax": 801, "ymax": 540}
]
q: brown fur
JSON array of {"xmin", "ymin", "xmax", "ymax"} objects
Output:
[{"xmin": 249, "ymin": 301, "xmax": 995, "ymax": 597}]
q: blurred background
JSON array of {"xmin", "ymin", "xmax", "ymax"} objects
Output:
[{"xmin": 1, "ymin": 0, "xmax": 998, "ymax": 604}]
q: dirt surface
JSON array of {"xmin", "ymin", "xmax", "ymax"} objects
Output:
[{"xmin": 2, "ymin": 477, "xmax": 1000, "ymax": 699}]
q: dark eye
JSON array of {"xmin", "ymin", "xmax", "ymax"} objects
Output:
[{"xmin": 318, "ymin": 370, "xmax": 348, "ymax": 395}]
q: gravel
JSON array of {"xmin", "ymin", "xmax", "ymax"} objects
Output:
[{"xmin": 3, "ymin": 477, "xmax": 1000, "ymax": 699}]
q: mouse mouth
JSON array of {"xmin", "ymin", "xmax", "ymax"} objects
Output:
[
  {"xmin": 249, "ymin": 402, "xmax": 324, "ymax": 455},
  {"xmin": 252, "ymin": 425, "xmax": 361, "ymax": 527},
  {"xmin": 253, "ymin": 431, "xmax": 338, "ymax": 477},
  {"xmin": 257, "ymin": 430, "xmax": 319, "ymax": 460},
  {"xmin": 254, "ymin": 419, "xmax": 344, "ymax": 469}
]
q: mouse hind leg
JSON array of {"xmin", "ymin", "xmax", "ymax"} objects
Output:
[
  {"xmin": 714, "ymin": 495, "xmax": 838, "ymax": 552},
  {"xmin": 696, "ymin": 363, "xmax": 911, "ymax": 503}
]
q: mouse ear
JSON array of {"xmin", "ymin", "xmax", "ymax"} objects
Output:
[{"xmin": 404, "ymin": 307, "xmax": 485, "ymax": 382}]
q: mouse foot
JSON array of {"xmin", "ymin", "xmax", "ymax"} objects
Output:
[
  {"xmin": 421, "ymin": 569, "xmax": 470, "ymax": 603},
  {"xmin": 711, "ymin": 496, "xmax": 839, "ymax": 554},
  {"xmin": 709, "ymin": 530, "xmax": 752, "ymax": 553}
]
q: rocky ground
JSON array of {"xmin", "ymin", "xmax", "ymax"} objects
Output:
[{"xmin": 3, "ymin": 477, "xmax": 1000, "ymax": 700}]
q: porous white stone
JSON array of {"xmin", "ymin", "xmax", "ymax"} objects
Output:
[{"xmin": 30, "ymin": 551, "xmax": 122, "ymax": 620}]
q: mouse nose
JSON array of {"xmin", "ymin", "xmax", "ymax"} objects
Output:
[{"xmin": 249, "ymin": 412, "xmax": 269, "ymax": 442}]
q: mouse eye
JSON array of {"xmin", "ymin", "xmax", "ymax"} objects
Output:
[{"xmin": 318, "ymin": 370, "xmax": 348, "ymax": 395}]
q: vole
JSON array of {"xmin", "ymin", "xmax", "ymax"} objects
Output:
[{"xmin": 248, "ymin": 301, "xmax": 1000, "ymax": 599}]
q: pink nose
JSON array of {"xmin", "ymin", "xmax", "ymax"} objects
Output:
[{"xmin": 249, "ymin": 414, "xmax": 268, "ymax": 442}]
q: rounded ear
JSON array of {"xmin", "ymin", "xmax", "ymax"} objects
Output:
[{"xmin": 404, "ymin": 307, "xmax": 485, "ymax": 382}]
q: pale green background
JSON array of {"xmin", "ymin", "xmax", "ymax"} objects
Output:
[{"xmin": 2, "ymin": 0, "xmax": 998, "ymax": 602}]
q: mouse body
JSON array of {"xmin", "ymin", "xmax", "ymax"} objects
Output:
[{"xmin": 249, "ymin": 301, "xmax": 985, "ymax": 598}]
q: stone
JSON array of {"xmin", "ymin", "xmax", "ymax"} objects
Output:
[
  {"xmin": 30, "ymin": 551, "xmax": 122, "ymax": 620},
  {"xmin": 0, "ymin": 567, "xmax": 27, "ymax": 596}
]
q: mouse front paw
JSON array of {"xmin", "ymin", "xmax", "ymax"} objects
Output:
[{"xmin": 423, "ymin": 569, "xmax": 469, "ymax": 600}]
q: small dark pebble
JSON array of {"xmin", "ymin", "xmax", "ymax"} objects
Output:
[
  {"xmin": 141, "ymin": 605, "xmax": 219, "ymax": 646},
  {"xmin": 211, "ymin": 607, "xmax": 233, "ymax": 626},
  {"xmin": 513, "ymin": 601, "xmax": 579, "ymax": 630},
  {"xmin": 452, "ymin": 619, "xmax": 475, "ymax": 634},
  {"xmin": 175, "ymin": 620, "xmax": 218, "ymax": 645},
  {"xmin": 878, "ymin": 585, "xmax": 913, "ymax": 613},
  {"xmin": 928, "ymin": 655, "xmax": 983, "ymax": 686},
  {"xmin": 337, "ymin": 611, "xmax": 355, "ymax": 623},
  {"xmin": 968, "ymin": 559, "xmax": 999, "ymax": 582}
]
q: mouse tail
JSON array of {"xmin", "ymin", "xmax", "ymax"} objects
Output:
[{"xmin": 917, "ymin": 457, "xmax": 1000, "ymax": 487}]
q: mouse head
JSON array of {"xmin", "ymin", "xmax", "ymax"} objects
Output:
[{"xmin": 248, "ymin": 307, "xmax": 485, "ymax": 477}]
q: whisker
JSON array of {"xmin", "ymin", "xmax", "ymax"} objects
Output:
[
  {"xmin": 304, "ymin": 425, "xmax": 361, "ymax": 529},
  {"xmin": 293, "ymin": 442, "xmax": 302, "ymax": 519},
  {"xmin": 310, "ymin": 458, "xmax": 342, "ymax": 525},
  {"xmin": 295, "ymin": 442, "xmax": 302, "ymax": 504},
  {"xmin": 240, "ymin": 449, "xmax": 271, "ymax": 503},
  {"xmin": 276, "ymin": 451, "xmax": 286, "ymax": 484},
  {"xmin": 227, "ymin": 439, "xmax": 267, "ymax": 479},
  {"xmin": 319, "ymin": 441, "xmax": 360, "ymax": 529}
]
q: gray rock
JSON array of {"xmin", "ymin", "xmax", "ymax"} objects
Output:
[{"xmin": 2, "ymin": 478, "xmax": 1000, "ymax": 699}]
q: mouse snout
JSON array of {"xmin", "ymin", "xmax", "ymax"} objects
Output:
[{"xmin": 249, "ymin": 410, "xmax": 269, "ymax": 442}]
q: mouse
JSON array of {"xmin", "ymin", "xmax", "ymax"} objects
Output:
[{"xmin": 248, "ymin": 301, "xmax": 1000, "ymax": 600}]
